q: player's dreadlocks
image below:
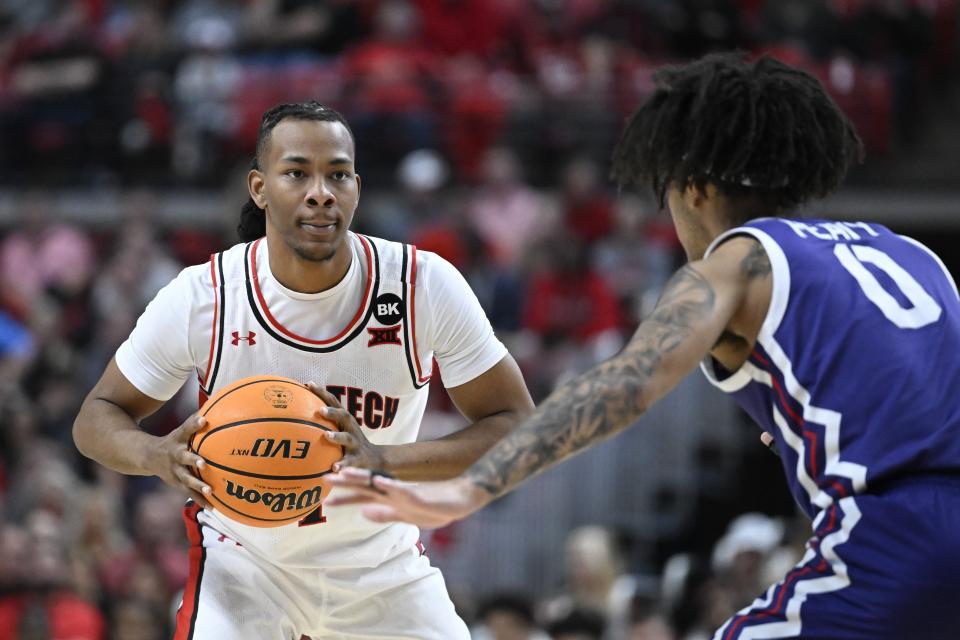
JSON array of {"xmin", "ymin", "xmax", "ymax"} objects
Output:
[
  {"xmin": 611, "ymin": 52, "xmax": 863, "ymax": 216},
  {"xmin": 238, "ymin": 101, "xmax": 355, "ymax": 241}
]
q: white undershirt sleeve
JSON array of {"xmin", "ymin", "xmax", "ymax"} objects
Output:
[
  {"xmin": 418, "ymin": 251, "xmax": 507, "ymax": 388},
  {"xmin": 114, "ymin": 265, "xmax": 204, "ymax": 401}
]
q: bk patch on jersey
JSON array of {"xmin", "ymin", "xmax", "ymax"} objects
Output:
[
  {"xmin": 369, "ymin": 293, "xmax": 404, "ymax": 347},
  {"xmin": 373, "ymin": 293, "xmax": 403, "ymax": 324}
]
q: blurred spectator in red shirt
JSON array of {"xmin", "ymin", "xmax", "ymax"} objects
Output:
[
  {"xmin": 412, "ymin": 0, "xmax": 515, "ymax": 59},
  {"xmin": 440, "ymin": 56, "xmax": 509, "ymax": 182},
  {"xmin": 342, "ymin": 0, "xmax": 440, "ymax": 179},
  {"xmin": 560, "ymin": 156, "xmax": 614, "ymax": 246},
  {"xmin": 523, "ymin": 234, "xmax": 623, "ymax": 345}
]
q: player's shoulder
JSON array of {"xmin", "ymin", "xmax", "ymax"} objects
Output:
[
  {"xmin": 165, "ymin": 261, "xmax": 210, "ymax": 291},
  {"xmin": 409, "ymin": 246, "xmax": 464, "ymax": 289}
]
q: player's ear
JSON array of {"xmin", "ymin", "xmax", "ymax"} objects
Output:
[
  {"xmin": 355, "ymin": 173, "xmax": 362, "ymax": 197},
  {"xmin": 683, "ymin": 182, "xmax": 709, "ymax": 210},
  {"xmin": 248, "ymin": 169, "xmax": 267, "ymax": 209}
]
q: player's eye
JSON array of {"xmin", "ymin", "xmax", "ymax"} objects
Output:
[
  {"xmin": 285, "ymin": 169, "xmax": 304, "ymax": 178},
  {"xmin": 332, "ymin": 171, "xmax": 351, "ymax": 181}
]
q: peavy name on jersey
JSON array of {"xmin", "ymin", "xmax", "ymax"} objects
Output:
[{"xmin": 781, "ymin": 219, "xmax": 880, "ymax": 242}]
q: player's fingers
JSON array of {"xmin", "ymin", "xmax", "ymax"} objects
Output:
[
  {"xmin": 332, "ymin": 454, "xmax": 359, "ymax": 472},
  {"xmin": 369, "ymin": 473, "xmax": 399, "ymax": 492},
  {"xmin": 324, "ymin": 490, "xmax": 382, "ymax": 508},
  {"xmin": 175, "ymin": 466, "xmax": 212, "ymax": 498},
  {"xmin": 177, "ymin": 415, "xmax": 207, "ymax": 440},
  {"xmin": 189, "ymin": 490, "xmax": 214, "ymax": 511},
  {"xmin": 318, "ymin": 406, "xmax": 359, "ymax": 434},
  {"xmin": 305, "ymin": 381, "xmax": 342, "ymax": 409},
  {"xmin": 328, "ymin": 467, "xmax": 397, "ymax": 494},
  {"xmin": 760, "ymin": 431, "xmax": 779, "ymax": 456},
  {"xmin": 175, "ymin": 449, "xmax": 206, "ymax": 470},
  {"xmin": 327, "ymin": 466, "xmax": 378, "ymax": 488},
  {"xmin": 324, "ymin": 430, "xmax": 354, "ymax": 448},
  {"xmin": 188, "ymin": 489, "xmax": 214, "ymax": 511},
  {"xmin": 360, "ymin": 504, "xmax": 407, "ymax": 524}
]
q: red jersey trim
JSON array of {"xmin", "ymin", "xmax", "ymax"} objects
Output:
[
  {"xmin": 409, "ymin": 245, "xmax": 431, "ymax": 384},
  {"xmin": 173, "ymin": 502, "xmax": 205, "ymax": 640}
]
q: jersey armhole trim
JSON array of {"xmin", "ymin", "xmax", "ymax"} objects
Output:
[
  {"xmin": 699, "ymin": 225, "xmax": 790, "ymax": 388},
  {"xmin": 704, "ymin": 225, "xmax": 790, "ymax": 344},
  {"xmin": 401, "ymin": 244, "xmax": 431, "ymax": 388},
  {"xmin": 699, "ymin": 356, "xmax": 753, "ymax": 392},
  {"xmin": 198, "ymin": 252, "xmax": 226, "ymax": 396}
]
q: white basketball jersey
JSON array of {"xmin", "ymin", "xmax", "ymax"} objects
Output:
[
  {"xmin": 110, "ymin": 230, "xmax": 493, "ymax": 579},
  {"xmin": 192, "ymin": 233, "xmax": 432, "ymax": 568}
]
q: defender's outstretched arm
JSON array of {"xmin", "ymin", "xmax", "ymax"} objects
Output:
[{"xmin": 327, "ymin": 237, "xmax": 769, "ymax": 527}]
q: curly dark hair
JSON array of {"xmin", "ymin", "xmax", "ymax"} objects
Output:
[
  {"xmin": 238, "ymin": 102, "xmax": 354, "ymax": 242},
  {"xmin": 611, "ymin": 52, "xmax": 864, "ymax": 216}
]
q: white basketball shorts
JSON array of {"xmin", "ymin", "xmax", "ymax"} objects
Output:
[{"xmin": 173, "ymin": 503, "xmax": 470, "ymax": 639}]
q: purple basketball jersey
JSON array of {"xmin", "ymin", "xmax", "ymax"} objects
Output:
[{"xmin": 701, "ymin": 217, "xmax": 960, "ymax": 518}]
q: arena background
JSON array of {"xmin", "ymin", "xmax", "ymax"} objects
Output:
[{"xmin": 0, "ymin": 1, "xmax": 957, "ymax": 639}]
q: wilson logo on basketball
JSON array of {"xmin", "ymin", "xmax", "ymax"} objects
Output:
[
  {"xmin": 263, "ymin": 387, "xmax": 291, "ymax": 409},
  {"xmin": 228, "ymin": 438, "xmax": 311, "ymax": 459},
  {"xmin": 224, "ymin": 480, "xmax": 324, "ymax": 514}
]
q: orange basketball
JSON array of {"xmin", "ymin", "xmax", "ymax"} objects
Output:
[{"xmin": 189, "ymin": 375, "xmax": 342, "ymax": 527}]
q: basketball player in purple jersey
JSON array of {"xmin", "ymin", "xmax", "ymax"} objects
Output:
[{"xmin": 328, "ymin": 53, "xmax": 960, "ymax": 638}]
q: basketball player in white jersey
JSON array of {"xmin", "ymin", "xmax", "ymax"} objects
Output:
[{"xmin": 72, "ymin": 101, "xmax": 534, "ymax": 639}]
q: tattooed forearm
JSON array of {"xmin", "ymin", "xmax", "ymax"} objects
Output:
[
  {"xmin": 466, "ymin": 265, "xmax": 717, "ymax": 497},
  {"xmin": 741, "ymin": 241, "xmax": 770, "ymax": 279}
]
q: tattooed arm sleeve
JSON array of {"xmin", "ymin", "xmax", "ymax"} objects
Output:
[{"xmin": 464, "ymin": 236, "xmax": 768, "ymax": 498}]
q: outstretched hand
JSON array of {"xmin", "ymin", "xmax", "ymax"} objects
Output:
[
  {"xmin": 305, "ymin": 382, "xmax": 387, "ymax": 473},
  {"xmin": 325, "ymin": 468, "xmax": 491, "ymax": 529}
]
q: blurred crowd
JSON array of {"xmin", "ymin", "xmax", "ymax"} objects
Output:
[
  {"xmin": 1, "ymin": 0, "xmax": 958, "ymax": 639},
  {"xmin": 0, "ymin": 0, "xmax": 956, "ymax": 188},
  {"xmin": 464, "ymin": 515, "xmax": 811, "ymax": 640}
]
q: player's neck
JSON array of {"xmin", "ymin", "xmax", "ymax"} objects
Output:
[
  {"xmin": 265, "ymin": 237, "xmax": 354, "ymax": 294},
  {"xmin": 689, "ymin": 203, "xmax": 756, "ymax": 260}
]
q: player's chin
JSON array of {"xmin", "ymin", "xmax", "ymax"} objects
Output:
[{"xmin": 293, "ymin": 240, "xmax": 338, "ymax": 263}]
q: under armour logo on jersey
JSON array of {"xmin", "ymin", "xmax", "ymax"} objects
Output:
[
  {"xmin": 231, "ymin": 330, "xmax": 256, "ymax": 346},
  {"xmin": 368, "ymin": 325, "xmax": 402, "ymax": 347}
]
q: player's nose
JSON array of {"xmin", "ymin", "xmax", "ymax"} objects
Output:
[{"xmin": 305, "ymin": 178, "xmax": 335, "ymax": 207}]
